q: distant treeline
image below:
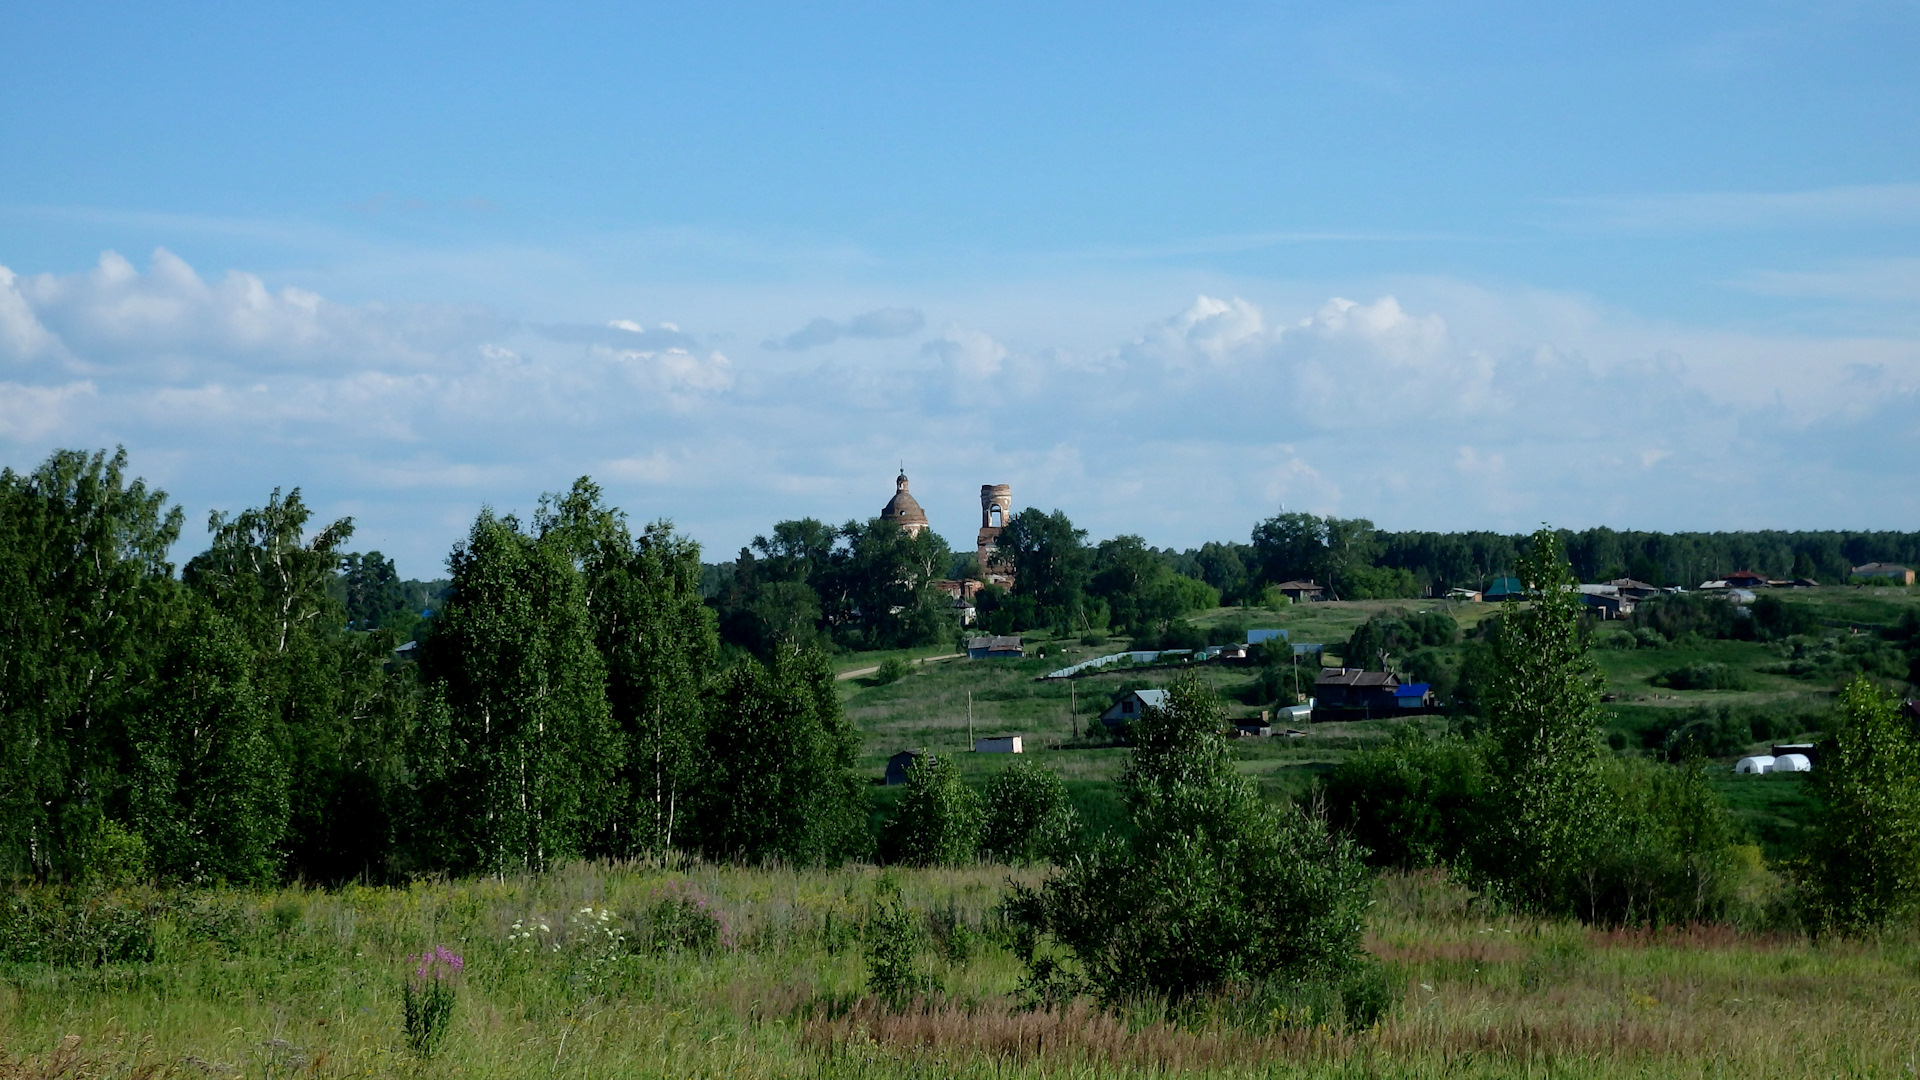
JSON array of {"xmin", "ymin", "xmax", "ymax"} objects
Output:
[{"xmin": 702, "ymin": 508, "xmax": 1920, "ymax": 649}]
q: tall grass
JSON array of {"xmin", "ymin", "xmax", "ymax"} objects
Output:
[{"xmin": 3, "ymin": 862, "xmax": 1918, "ymax": 1079}]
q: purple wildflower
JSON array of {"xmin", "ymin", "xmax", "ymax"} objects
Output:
[{"xmin": 410, "ymin": 945, "xmax": 466, "ymax": 982}]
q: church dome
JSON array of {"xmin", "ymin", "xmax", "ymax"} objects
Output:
[{"xmin": 883, "ymin": 472, "xmax": 929, "ymax": 535}]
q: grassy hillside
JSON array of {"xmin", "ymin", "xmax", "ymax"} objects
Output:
[{"xmin": 6, "ymin": 863, "xmax": 1920, "ymax": 1080}]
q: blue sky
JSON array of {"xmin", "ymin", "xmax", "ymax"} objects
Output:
[{"xmin": 3, "ymin": 1, "xmax": 1918, "ymax": 576}]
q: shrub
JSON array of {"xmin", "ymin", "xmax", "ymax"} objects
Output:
[
  {"xmin": 1654, "ymin": 662, "xmax": 1748, "ymax": 691},
  {"xmin": 0, "ymin": 888, "xmax": 160, "ymax": 966},
  {"xmin": 864, "ymin": 874, "xmax": 935, "ymax": 1002},
  {"xmin": 873, "ymin": 657, "xmax": 910, "ymax": 685},
  {"xmin": 1581, "ymin": 754, "xmax": 1740, "ymax": 926},
  {"xmin": 981, "ymin": 760, "xmax": 1082, "ymax": 865},
  {"xmin": 1323, "ymin": 727, "xmax": 1485, "ymax": 870},
  {"xmin": 1630, "ymin": 592, "xmax": 1752, "ymax": 642},
  {"xmin": 644, "ymin": 883, "xmax": 729, "ymax": 954},
  {"xmin": 1593, "ymin": 627, "xmax": 1636, "ymax": 651},
  {"xmin": 1008, "ymin": 671, "xmax": 1372, "ymax": 1006},
  {"xmin": 885, "ymin": 754, "xmax": 983, "ymax": 866}
]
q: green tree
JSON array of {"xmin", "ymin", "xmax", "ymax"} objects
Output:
[
  {"xmin": 414, "ymin": 510, "xmax": 620, "ymax": 875},
  {"xmin": 1010, "ymin": 671, "xmax": 1372, "ymax": 1005},
  {"xmin": 1472, "ymin": 528, "xmax": 1611, "ymax": 913},
  {"xmin": 1805, "ymin": 676, "xmax": 1920, "ymax": 931},
  {"xmin": 887, "ymin": 753, "xmax": 985, "ymax": 866},
  {"xmin": 123, "ymin": 598, "xmax": 288, "ymax": 884},
  {"xmin": 537, "ymin": 478, "xmax": 722, "ymax": 859},
  {"xmin": 0, "ymin": 448, "xmax": 182, "ymax": 882},
  {"xmin": 981, "ymin": 759, "xmax": 1080, "ymax": 865},
  {"xmin": 1001, "ymin": 508, "xmax": 1093, "ymax": 630},
  {"xmin": 827, "ymin": 518, "xmax": 956, "ymax": 649},
  {"xmin": 696, "ymin": 645, "xmax": 868, "ymax": 864},
  {"xmin": 184, "ymin": 487, "xmax": 409, "ymax": 882}
]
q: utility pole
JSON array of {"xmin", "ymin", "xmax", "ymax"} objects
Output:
[{"xmin": 968, "ymin": 690, "xmax": 974, "ymax": 749}]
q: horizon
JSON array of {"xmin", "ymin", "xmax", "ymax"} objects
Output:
[{"xmin": 4, "ymin": 2, "xmax": 1918, "ymax": 578}]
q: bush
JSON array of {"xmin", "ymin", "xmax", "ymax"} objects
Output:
[
  {"xmin": 873, "ymin": 657, "xmax": 910, "ymax": 685},
  {"xmin": 1654, "ymin": 662, "xmax": 1748, "ymax": 691},
  {"xmin": 1581, "ymin": 755, "xmax": 1740, "ymax": 926},
  {"xmin": 1630, "ymin": 592, "xmax": 1752, "ymax": 642},
  {"xmin": 644, "ymin": 883, "xmax": 729, "ymax": 954},
  {"xmin": 1323, "ymin": 727, "xmax": 1485, "ymax": 870},
  {"xmin": 864, "ymin": 874, "xmax": 935, "ymax": 1002},
  {"xmin": 1008, "ymin": 672, "xmax": 1372, "ymax": 1006},
  {"xmin": 981, "ymin": 760, "xmax": 1082, "ymax": 865},
  {"xmin": 885, "ymin": 754, "xmax": 983, "ymax": 866},
  {"xmin": 0, "ymin": 888, "xmax": 161, "ymax": 966}
]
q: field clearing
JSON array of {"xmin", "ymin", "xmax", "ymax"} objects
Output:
[{"xmin": 5, "ymin": 863, "xmax": 1919, "ymax": 1080}]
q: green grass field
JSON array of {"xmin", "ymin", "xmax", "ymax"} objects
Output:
[{"xmin": 6, "ymin": 863, "xmax": 1920, "ymax": 1080}]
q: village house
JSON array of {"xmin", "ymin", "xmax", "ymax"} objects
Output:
[
  {"xmin": 1577, "ymin": 583, "xmax": 1634, "ymax": 619},
  {"xmin": 1313, "ymin": 668, "xmax": 1402, "ymax": 716},
  {"xmin": 1483, "ymin": 575, "xmax": 1524, "ymax": 601},
  {"xmin": 974, "ymin": 736, "xmax": 1023, "ymax": 753},
  {"xmin": 1100, "ymin": 688, "xmax": 1168, "ymax": 731},
  {"xmin": 1852, "ymin": 562, "xmax": 1915, "ymax": 585},
  {"xmin": 967, "ymin": 635, "xmax": 1024, "ymax": 659},
  {"xmin": 1272, "ymin": 580, "xmax": 1324, "ymax": 602},
  {"xmin": 1605, "ymin": 578, "xmax": 1664, "ymax": 601}
]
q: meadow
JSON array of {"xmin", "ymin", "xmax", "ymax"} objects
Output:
[{"xmin": 6, "ymin": 862, "xmax": 1920, "ymax": 1080}]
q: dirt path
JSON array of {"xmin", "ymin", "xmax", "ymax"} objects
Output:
[{"xmin": 836, "ymin": 652, "xmax": 964, "ymax": 681}]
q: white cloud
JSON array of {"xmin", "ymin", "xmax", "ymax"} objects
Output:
[
  {"xmin": 3, "ymin": 249, "xmax": 1918, "ymax": 574},
  {"xmin": 0, "ymin": 267, "xmax": 60, "ymax": 362},
  {"xmin": 0, "ymin": 381, "xmax": 95, "ymax": 441}
]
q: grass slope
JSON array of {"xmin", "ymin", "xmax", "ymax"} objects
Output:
[{"xmin": 6, "ymin": 865, "xmax": 1920, "ymax": 1079}]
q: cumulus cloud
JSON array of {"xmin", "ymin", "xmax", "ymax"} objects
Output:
[
  {"xmin": 763, "ymin": 306, "xmax": 925, "ymax": 350},
  {"xmin": 10, "ymin": 248, "xmax": 503, "ymax": 375},
  {"xmin": 3, "ymin": 250, "xmax": 1917, "ymax": 575}
]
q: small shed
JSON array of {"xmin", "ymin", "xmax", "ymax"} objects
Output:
[
  {"xmin": 1734, "ymin": 755, "xmax": 1775, "ymax": 775},
  {"xmin": 1394, "ymin": 683, "xmax": 1434, "ymax": 709},
  {"xmin": 1100, "ymin": 688, "xmax": 1169, "ymax": 730},
  {"xmin": 974, "ymin": 736, "xmax": 1023, "ymax": 754},
  {"xmin": 1275, "ymin": 701, "xmax": 1314, "ymax": 725},
  {"xmin": 967, "ymin": 635, "xmax": 1025, "ymax": 659},
  {"xmin": 885, "ymin": 749, "xmax": 927, "ymax": 785},
  {"xmin": 1233, "ymin": 719, "xmax": 1271, "ymax": 738}
]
